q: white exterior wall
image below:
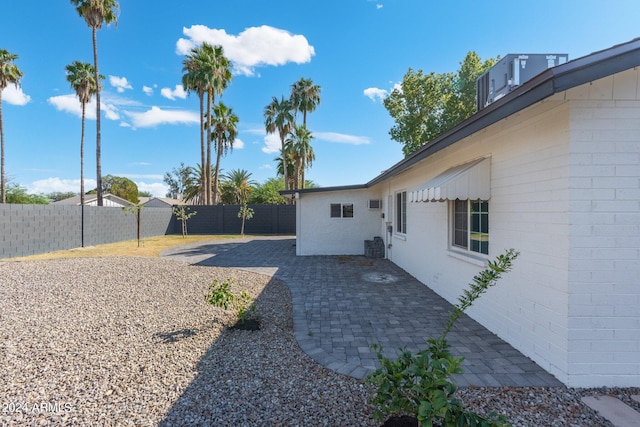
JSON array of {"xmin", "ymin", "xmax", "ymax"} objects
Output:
[
  {"xmin": 296, "ymin": 188, "xmax": 383, "ymax": 255},
  {"xmin": 295, "ymin": 69, "xmax": 640, "ymax": 387},
  {"xmin": 566, "ymin": 68, "xmax": 640, "ymax": 387},
  {"xmin": 382, "ymin": 98, "xmax": 573, "ymax": 383}
]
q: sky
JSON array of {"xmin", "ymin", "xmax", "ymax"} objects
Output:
[{"xmin": 1, "ymin": 0, "xmax": 639, "ymax": 197}]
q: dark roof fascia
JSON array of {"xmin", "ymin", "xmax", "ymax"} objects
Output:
[
  {"xmin": 280, "ymin": 184, "xmax": 368, "ymax": 196},
  {"xmin": 366, "ymin": 37, "xmax": 640, "ymax": 187}
]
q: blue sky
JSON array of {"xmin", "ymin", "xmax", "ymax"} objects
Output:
[{"xmin": 2, "ymin": 0, "xmax": 639, "ymax": 197}]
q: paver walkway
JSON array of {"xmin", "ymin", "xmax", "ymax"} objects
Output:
[{"xmin": 161, "ymin": 236, "xmax": 561, "ymax": 387}]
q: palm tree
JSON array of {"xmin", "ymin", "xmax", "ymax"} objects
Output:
[
  {"xmin": 211, "ymin": 102, "xmax": 238, "ymax": 204},
  {"xmin": 221, "ymin": 169, "xmax": 256, "ymax": 205},
  {"xmin": 71, "ymin": 0, "xmax": 119, "ymax": 206},
  {"xmin": 264, "ymin": 96, "xmax": 295, "ymax": 192},
  {"xmin": 200, "ymin": 43, "xmax": 232, "ymax": 205},
  {"xmin": 274, "ymin": 152, "xmax": 296, "ymax": 191},
  {"xmin": 182, "ymin": 48, "xmax": 208, "ymax": 204},
  {"xmin": 0, "ymin": 49, "xmax": 23, "ymax": 204},
  {"xmin": 290, "ymin": 78, "xmax": 321, "ymax": 126},
  {"xmin": 181, "ymin": 163, "xmax": 213, "ymax": 205},
  {"xmin": 286, "ymin": 124, "xmax": 315, "ymax": 190},
  {"xmin": 65, "ymin": 61, "xmax": 102, "ymax": 206}
]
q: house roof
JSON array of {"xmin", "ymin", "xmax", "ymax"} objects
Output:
[
  {"xmin": 53, "ymin": 193, "xmax": 134, "ymax": 206},
  {"xmin": 141, "ymin": 197, "xmax": 190, "ymax": 206},
  {"xmin": 283, "ymin": 37, "xmax": 640, "ymax": 196}
]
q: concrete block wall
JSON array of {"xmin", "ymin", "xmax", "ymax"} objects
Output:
[
  {"xmin": 0, "ymin": 205, "xmax": 173, "ymax": 259},
  {"xmin": 566, "ymin": 67, "xmax": 640, "ymax": 387},
  {"xmin": 177, "ymin": 204, "xmax": 295, "ymax": 235}
]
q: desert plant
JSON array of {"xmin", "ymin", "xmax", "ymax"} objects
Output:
[
  {"xmin": 205, "ymin": 278, "xmax": 256, "ymax": 322},
  {"xmin": 367, "ymin": 249, "xmax": 519, "ymax": 427}
]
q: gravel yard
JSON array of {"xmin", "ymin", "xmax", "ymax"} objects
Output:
[{"xmin": 0, "ymin": 257, "xmax": 636, "ymax": 426}]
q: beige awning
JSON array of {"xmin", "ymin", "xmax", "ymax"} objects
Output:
[{"xmin": 410, "ymin": 157, "xmax": 491, "ymax": 202}]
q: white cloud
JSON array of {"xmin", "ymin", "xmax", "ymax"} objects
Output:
[
  {"xmin": 28, "ymin": 177, "xmax": 97, "ymax": 194},
  {"xmin": 123, "ymin": 106, "xmax": 199, "ymax": 128},
  {"xmin": 109, "ymin": 75, "xmax": 133, "ymax": 93},
  {"xmin": 142, "ymin": 85, "xmax": 154, "ymax": 96},
  {"xmin": 177, "ymin": 25, "xmax": 315, "ymax": 76},
  {"xmin": 233, "ymin": 138, "xmax": 245, "ymax": 149},
  {"xmin": 2, "ymin": 85, "xmax": 30, "ymax": 105},
  {"xmin": 377, "ymin": 4, "xmax": 383, "ymax": 9},
  {"xmin": 160, "ymin": 85, "xmax": 187, "ymax": 100},
  {"xmin": 48, "ymin": 94, "xmax": 121, "ymax": 121},
  {"xmin": 261, "ymin": 133, "xmax": 282, "ymax": 154},
  {"xmin": 315, "ymin": 132, "xmax": 370, "ymax": 145},
  {"xmin": 259, "ymin": 164, "xmax": 272, "ymax": 170},
  {"xmin": 135, "ymin": 181, "xmax": 168, "ymax": 197},
  {"xmin": 364, "ymin": 87, "xmax": 388, "ymax": 102}
]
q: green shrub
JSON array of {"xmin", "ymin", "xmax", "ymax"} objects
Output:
[
  {"xmin": 205, "ymin": 279, "xmax": 256, "ymax": 322},
  {"xmin": 367, "ymin": 249, "xmax": 519, "ymax": 427}
]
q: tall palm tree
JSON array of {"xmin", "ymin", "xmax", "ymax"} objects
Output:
[
  {"xmin": 71, "ymin": 0, "xmax": 119, "ymax": 206},
  {"xmin": 221, "ymin": 169, "xmax": 256, "ymax": 205},
  {"xmin": 199, "ymin": 43, "xmax": 232, "ymax": 205},
  {"xmin": 211, "ymin": 102, "xmax": 238, "ymax": 204},
  {"xmin": 286, "ymin": 124, "xmax": 315, "ymax": 190},
  {"xmin": 182, "ymin": 48, "xmax": 208, "ymax": 204},
  {"xmin": 181, "ymin": 163, "xmax": 214, "ymax": 205},
  {"xmin": 0, "ymin": 49, "xmax": 23, "ymax": 204},
  {"xmin": 290, "ymin": 78, "xmax": 321, "ymax": 126},
  {"xmin": 65, "ymin": 61, "xmax": 102, "ymax": 206},
  {"xmin": 264, "ymin": 96, "xmax": 294, "ymax": 192}
]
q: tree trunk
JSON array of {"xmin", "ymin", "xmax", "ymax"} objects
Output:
[
  {"xmin": 199, "ymin": 92, "xmax": 206, "ymax": 205},
  {"xmin": 80, "ymin": 102, "xmax": 86, "ymax": 206},
  {"xmin": 205, "ymin": 92, "xmax": 213, "ymax": 204},
  {"xmin": 0, "ymin": 90, "xmax": 5, "ymax": 203},
  {"xmin": 92, "ymin": 26, "xmax": 103, "ymax": 206},
  {"xmin": 212, "ymin": 134, "xmax": 223, "ymax": 205}
]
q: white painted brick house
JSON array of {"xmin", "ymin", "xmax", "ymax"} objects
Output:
[{"xmin": 284, "ymin": 39, "xmax": 640, "ymax": 387}]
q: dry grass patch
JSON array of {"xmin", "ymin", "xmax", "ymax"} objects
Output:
[{"xmin": 11, "ymin": 234, "xmax": 242, "ymax": 260}]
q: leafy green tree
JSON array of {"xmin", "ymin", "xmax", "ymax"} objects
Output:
[
  {"xmin": 384, "ymin": 52, "xmax": 497, "ymax": 156},
  {"xmin": 6, "ymin": 183, "xmax": 48, "ymax": 204},
  {"xmin": 0, "ymin": 49, "xmax": 24, "ymax": 204},
  {"xmin": 173, "ymin": 205, "xmax": 197, "ymax": 237},
  {"xmin": 248, "ymin": 177, "xmax": 287, "ymax": 205},
  {"xmin": 71, "ymin": 0, "xmax": 120, "ymax": 206},
  {"xmin": 290, "ymin": 77, "xmax": 321, "ymax": 126},
  {"xmin": 164, "ymin": 162, "xmax": 194, "ymax": 199},
  {"xmin": 264, "ymin": 96, "xmax": 295, "ymax": 192},
  {"xmin": 220, "ymin": 169, "xmax": 256, "ymax": 205},
  {"xmin": 238, "ymin": 204, "xmax": 254, "ymax": 236},
  {"xmin": 211, "ymin": 102, "xmax": 238, "ymax": 204},
  {"xmin": 138, "ymin": 190, "xmax": 152, "ymax": 198},
  {"xmin": 101, "ymin": 174, "xmax": 138, "ymax": 203},
  {"xmin": 65, "ymin": 60, "xmax": 103, "ymax": 206}
]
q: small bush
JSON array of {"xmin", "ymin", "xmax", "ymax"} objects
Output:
[
  {"xmin": 367, "ymin": 249, "xmax": 519, "ymax": 427},
  {"xmin": 205, "ymin": 279, "xmax": 256, "ymax": 322}
]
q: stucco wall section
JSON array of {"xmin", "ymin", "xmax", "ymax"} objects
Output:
[{"xmin": 296, "ymin": 189, "xmax": 383, "ymax": 255}]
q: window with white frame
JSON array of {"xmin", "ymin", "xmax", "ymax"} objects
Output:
[
  {"xmin": 452, "ymin": 199, "xmax": 489, "ymax": 255},
  {"xmin": 395, "ymin": 191, "xmax": 407, "ymax": 234},
  {"xmin": 330, "ymin": 203, "xmax": 354, "ymax": 218}
]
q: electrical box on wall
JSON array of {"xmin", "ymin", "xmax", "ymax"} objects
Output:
[{"xmin": 476, "ymin": 53, "xmax": 569, "ymax": 110}]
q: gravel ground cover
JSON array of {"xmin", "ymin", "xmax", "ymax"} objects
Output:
[{"xmin": 0, "ymin": 257, "xmax": 636, "ymax": 426}]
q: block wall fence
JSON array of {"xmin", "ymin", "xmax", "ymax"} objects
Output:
[{"xmin": 0, "ymin": 204, "xmax": 295, "ymax": 259}]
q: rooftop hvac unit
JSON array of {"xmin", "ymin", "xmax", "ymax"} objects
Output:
[{"xmin": 476, "ymin": 53, "xmax": 568, "ymax": 110}]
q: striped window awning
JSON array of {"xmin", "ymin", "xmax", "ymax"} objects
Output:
[{"xmin": 410, "ymin": 157, "xmax": 491, "ymax": 202}]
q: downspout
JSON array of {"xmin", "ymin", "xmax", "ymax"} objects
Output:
[{"xmin": 295, "ymin": 192, "xmax": 301, "ymax": 255}]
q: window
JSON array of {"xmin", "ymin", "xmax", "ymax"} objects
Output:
[
  {"xmin": 330, "ymin": 203, "xmax": 353, "ymax": 218},
  {"xmin": 395, "ymin": 191, "xmax": 407, "ymax": 234},
  {"xmin": 452, "ymin": 199, "xmax": 489, "ymax": 255}
]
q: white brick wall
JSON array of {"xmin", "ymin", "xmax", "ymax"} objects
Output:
[{"xmin": 566, "ymin": 67, "xmax": 640, "ymax": 387}]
